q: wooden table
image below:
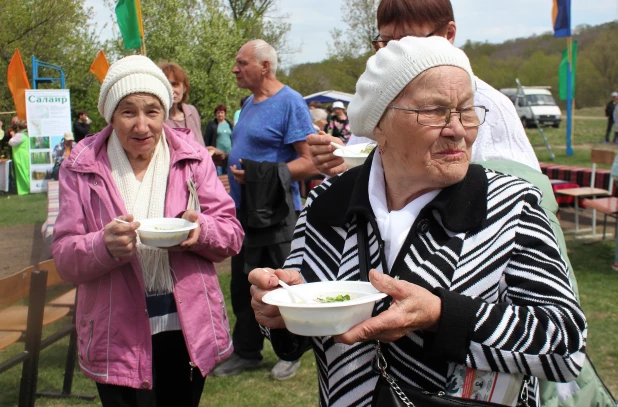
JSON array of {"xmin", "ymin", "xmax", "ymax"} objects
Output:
[
  {"xmin": 581, "ymin": 197, "xmax": 618, "ymax": 240},
  {"xmin": 555, "ymin": 187, "xmax": 610, "ymax": 235}
]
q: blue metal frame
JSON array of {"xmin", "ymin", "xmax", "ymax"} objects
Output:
[{"xmin": 31, "ymin": 56, "xmax": 65, "ymax": 89}]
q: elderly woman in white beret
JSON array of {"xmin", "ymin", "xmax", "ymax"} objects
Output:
[
  {"xmin": 248, "ymin": 37, "xmax": 586, "ymax": 407},
  {"xmin": 51, "ymin": 55, "xmax": 244, "ymax": 407}
]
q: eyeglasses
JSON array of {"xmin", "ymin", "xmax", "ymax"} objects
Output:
[
  {"xmin": 389, "ymin": 104, "xmax": 489, "ymax": 128},
  {"xmin": 371, "ymin": 23, "xmax": 448, "ymax": 51}
]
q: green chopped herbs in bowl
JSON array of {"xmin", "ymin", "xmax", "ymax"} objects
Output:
[{"xmin": 315, "ymin": 294, "xmax": 351, "ymax": 303}]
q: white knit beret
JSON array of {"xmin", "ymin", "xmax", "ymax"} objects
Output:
[
  {"xmin": 348, "ymin": 36, "xmax": 476, "ymax": 140},
  {"xmin": 98, "ymin": 55, "xmax": 173, "ymax": 123}
]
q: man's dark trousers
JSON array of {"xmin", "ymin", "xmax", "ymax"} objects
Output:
[{"xmin": 230, "ymin": 238, "xmax": 291, "ymax": 360}]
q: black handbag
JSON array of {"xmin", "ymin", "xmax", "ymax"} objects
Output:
[
  {"xmin": 354, "ymin": 219, "xmax": 531, "ymax": 407},
  {"xmin": 371, "ymin": 342, "xmax": 530, "ymax": 407}
]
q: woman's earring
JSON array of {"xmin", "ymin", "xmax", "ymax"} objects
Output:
[{"xmin": 379, "ymin": 146, "xmax": 384, "ymax": 155}]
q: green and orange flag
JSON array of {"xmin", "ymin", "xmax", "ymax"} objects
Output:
[
  {"xmin": 6, "ymin": 49, "xmax": 31, "ymax": 120},
  {"xmin": 115, "ymin": 0, "xmax": 144, "ymax": 50}
]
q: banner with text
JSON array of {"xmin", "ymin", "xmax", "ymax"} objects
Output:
[{"xmin": 25, "ymin": 89, "xmax": 71, "ymax": 193}]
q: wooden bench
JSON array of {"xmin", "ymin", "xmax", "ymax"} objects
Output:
[
  {"xmin": 0, "ymin": 266, "xmax": 70, "ymax": 333},
  {"xmin": 0, "ymin": 263, "xmax": 93, "ymax": 405},
  {"xmin": 218, "ymin": 174, "xmax": 230, "ymax": 194},
  {"xmin": 0, "ymin": 269, "xmax": 51, "ymax": 407},
  {"xmin": 38, "ymin": 259, "xmax": 76, "ymax": 308}
]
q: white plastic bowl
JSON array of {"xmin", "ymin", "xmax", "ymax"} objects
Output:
[
  {"xmin": 262, "ymin": 280, "xmax": 387, "ymax": 336},
  {"xmin": 137, "ymin": 218, "xmax": 199, "ymax": 248},
  {"xmin": 333, "ymin": 142, "xmax": 376, "ymax": 169}
]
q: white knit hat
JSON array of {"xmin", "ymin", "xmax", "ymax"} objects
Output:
[
  {"xmin": 98, "ymin": 55, "xmax": 173, "ymax": 123},
  {"xmin": 348, "ymin": 36, "xmax": 476, "ymax": 140}
]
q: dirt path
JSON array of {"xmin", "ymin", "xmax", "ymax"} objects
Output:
[{"xmin": 0, "ymin": 224, "xmax": 48, "ymax": 278}]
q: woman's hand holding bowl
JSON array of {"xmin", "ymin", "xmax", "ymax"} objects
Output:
[
  {"xmin": 104, "ymin": 215, "xmax": 140, "ymax": 259},
  {"xmin": 167, "ymin": 209, "xmax": 202, "ymax": 251},
  {"xmin": 249, "ymin": 268, "xmax": 305, "ymax": 329},
  {"xmin": 334, "ymin": 269, "xmax": 442, "ymax": 345}
]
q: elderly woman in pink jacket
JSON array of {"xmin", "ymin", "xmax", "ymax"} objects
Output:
[{"xmin": 51, "ymin": 55, "xmax": 244, "ymax": 407}]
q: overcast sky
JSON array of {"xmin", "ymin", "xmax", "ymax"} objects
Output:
[{"xmin": 87, "ymin": 0, "xmax": 618, "ymax": 66}]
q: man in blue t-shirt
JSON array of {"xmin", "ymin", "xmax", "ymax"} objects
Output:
[{"xmin": 212, "ymin": 39, "xmax": 316, "ymax": 381}]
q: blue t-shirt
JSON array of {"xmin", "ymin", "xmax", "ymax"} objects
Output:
[{"xmin": 228, "ymin": 86, "xmax": 313, "ymax": 211}]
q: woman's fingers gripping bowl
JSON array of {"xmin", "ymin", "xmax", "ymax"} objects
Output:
[{"xmin": 249, "ymin": 268, "xmax": 286, "ymax": 329}]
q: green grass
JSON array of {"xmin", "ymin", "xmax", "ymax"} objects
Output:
[
  {"xmin": 0, "ymin": 193, "xmax": 47, "ymax": 227},
  {"xmin": 527, "ymin": 116, "xmax": 607, "ymax": 148},
  {"xmin": 567, "ymin": 240, "xmax": 618, "ymax": 397},
  {"xmin": 527, "ymin": 114, "xmax": 618, "ymax": 168},
  {"xmin": 571, "ymin": 107, "xmax": 605, "ymax": 117}
]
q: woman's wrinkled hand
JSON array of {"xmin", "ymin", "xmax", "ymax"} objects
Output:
[
  {"xmin": 168, "ymin": 210, "xmax": 202, "ymax": 251},
  {"xmin": 306, "ymin": 132, "xmax": 347, "ymax": 177},
  {"xmin": 334, "ymin": 269, "xmax": 442, "ymax": 345},
  {"xmin": 249, "ymin": 268, "xmax": 305, "ymax": 330},
  {"xmin": 104, "ymin": 215, "xmax": 140, "ymax": 259}
]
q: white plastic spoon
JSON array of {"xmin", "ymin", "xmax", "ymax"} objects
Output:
[{"xmin": 263, "ymin": 269, "xmax": 313, "ymax": 303}]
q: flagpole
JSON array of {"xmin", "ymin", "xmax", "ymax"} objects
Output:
[
  {"xmin": 566, "ymin": 36, "xmax": 574, "ymax": 156},
  {"xmin": 136, "ymin": 0, "xmax": 146, "ymax": 56}
]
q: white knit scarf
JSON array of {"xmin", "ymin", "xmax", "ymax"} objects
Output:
[{"xmin": 108, "ymin": 130, "xmax": 174, "ymax": 294}]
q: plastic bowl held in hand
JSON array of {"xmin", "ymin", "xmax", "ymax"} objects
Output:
[
  {"xmin": 332, "ymin": 143, "xmax": 375, "ymax": 169},
  {"xmin": 137, "ymin": 218, "xmax": 199, "ymax": 248},
  {"xmin": 262, "ymin": 280, "xmax": 387, "ymax": 336}
]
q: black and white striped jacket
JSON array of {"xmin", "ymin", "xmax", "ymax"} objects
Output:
[{"xmin": 268, "ymin": 160, "xmax": 587, "ymax": 407}]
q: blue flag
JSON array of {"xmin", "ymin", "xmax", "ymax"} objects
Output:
[{"xmin": 552, "ymin": 0, "xmax": 571, "ymax": 37}]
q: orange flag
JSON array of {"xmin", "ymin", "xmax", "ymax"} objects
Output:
[
  {"xmin": 90, "ymin": 50, "xmax": 110, "ymax": 84},
  {"xmin": 7, "ymin": 49, "xmax": 31, "ymax": 120}
]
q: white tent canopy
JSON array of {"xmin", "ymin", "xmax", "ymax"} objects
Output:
[{"xmin": 303, "ymin": 90, "xmax": 354, "ymax": 104}]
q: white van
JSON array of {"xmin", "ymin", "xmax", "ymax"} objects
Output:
[{"xmin": 500, "ymin": 87, "xmax": 562, "ymax": 128}]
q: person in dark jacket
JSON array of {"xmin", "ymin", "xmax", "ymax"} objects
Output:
[
  {"xmin": 605, "ymin": 92, "xmax": 618, "ymax": 143},
  {"xmin": 73, "ymin": 110, "xmax": 91, "ymax": 143},
  {"xmin": 203, "ymin": 105, "xmax": 233, "ymax": 174}
]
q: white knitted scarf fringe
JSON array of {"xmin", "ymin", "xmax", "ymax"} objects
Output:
[{"xmin": 108, "ymin": 130, "xmax": 174, "ymax": 294}]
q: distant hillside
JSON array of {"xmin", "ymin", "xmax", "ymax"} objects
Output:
[{"xmin": 283, "ymin": 21, "xmax": 618, "ymax": 109}]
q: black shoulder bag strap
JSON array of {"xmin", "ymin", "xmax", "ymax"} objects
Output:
[{"xmin": 356, "ymin": 215, "xmax": 370, "ymax": 283}]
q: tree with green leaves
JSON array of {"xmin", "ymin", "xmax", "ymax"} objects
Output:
[
  {"xmin": 328, "ymin": 0, "xmax": 378, "ymax": 59},
  {"xmin": 0, "ymin": 0, "xmax": 105, "ymax": 129}
]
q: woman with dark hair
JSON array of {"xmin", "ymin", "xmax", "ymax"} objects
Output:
[
  {"xmin": 204, "ymin": 105, "xmax": 233, "ymax": 174},
  {"xmin": 159, "ymin": 62, "xmax": 205, "ymax": 147}
]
